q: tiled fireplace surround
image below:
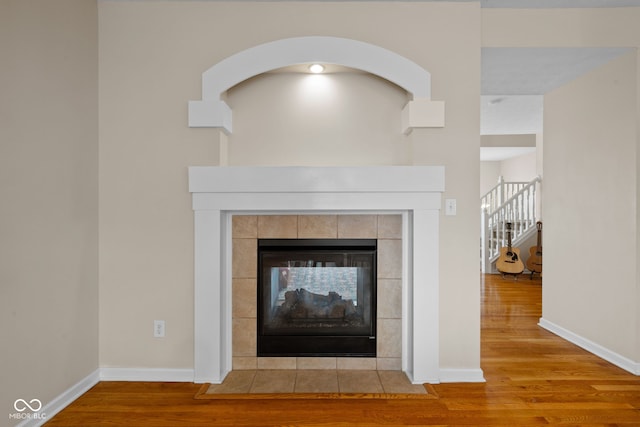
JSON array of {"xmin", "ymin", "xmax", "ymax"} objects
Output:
[
  {"xmin": 190, "ymin": 166, "xmax": 443, "ymax": 384},
  {"xmin": 231, "ymin": 214, "xmax": 403, "ymax": 371}
]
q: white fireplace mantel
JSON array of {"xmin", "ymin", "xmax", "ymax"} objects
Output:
[{"xmin": 189, "ymin": 166, "xmax": 444, "ymax": 384}]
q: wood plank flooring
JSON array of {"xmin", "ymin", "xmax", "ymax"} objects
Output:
[{"xmin": 45, "ymin": 274, "xmax": 640, "ymax": 426}]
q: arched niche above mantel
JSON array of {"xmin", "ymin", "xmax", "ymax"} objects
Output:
[{"xmin": 188, "ymin": 36, "xmax": 444, "ymax": 134}]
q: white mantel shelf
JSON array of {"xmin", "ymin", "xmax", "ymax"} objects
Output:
[
  {"xmin": 189, "ymin": 166, "xmax": 444, "ymax": 384},
  {"xmin": 189, "ymin": 166, "xmax": 444, "ymax": 194}
]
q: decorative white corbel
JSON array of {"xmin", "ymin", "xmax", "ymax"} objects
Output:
[
  {"xmin": 189, "ymin": 100, "xmax": 233, "ymax": 134},
  {"xmin": 401, "ymin": 98, "xmax": 445, "ymax": 135}
]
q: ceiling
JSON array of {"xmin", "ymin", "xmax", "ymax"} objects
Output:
[
  {"xmin": 480, "ymin": 47, "xmax": 632, "ymax": 142},
  {"xmin": 480, "ymin": 46, "xmax": 633, "ymax": 159}
]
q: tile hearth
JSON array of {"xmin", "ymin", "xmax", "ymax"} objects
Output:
[{"xmin": 205, "ymin": 369, "xmax": 427, "ymax": 395}]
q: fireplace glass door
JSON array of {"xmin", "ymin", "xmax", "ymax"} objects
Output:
[{"xmin": 257, "ymin": 239, "xmax": 376, "ymax": 357}]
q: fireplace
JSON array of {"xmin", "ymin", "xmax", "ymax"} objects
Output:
[
  {"xmin": 257, "ymin": 239, "xmax": 377, "ymax": 357},
  {"xmin": 189, "ymin": 166, "xmax": 444, "ymax": 384}
]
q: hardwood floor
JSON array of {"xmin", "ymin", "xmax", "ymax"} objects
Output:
[{"xmin": 45, "ymin": 274, "xmax": 640, "ymax": 426}]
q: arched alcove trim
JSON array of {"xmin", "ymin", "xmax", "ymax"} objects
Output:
[{"xmin": 188, "ymin": 36, "xmax": 444, "ymax": 133}]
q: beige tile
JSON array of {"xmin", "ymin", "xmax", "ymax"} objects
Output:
[
  {"xmin": 233, "ymin": 215, "xmax": 258, "ymax": 238},
  {"xmin": 233, "ymin": 357, "xmax": 257, "ymax": 370},
  {"xmin": 377, "ymin": 215, "xmax": 402, "ymax": 239},
  {"xmin": 337, "ymin": 370, "xmax": 383, "ymax": 393},
  {"xmin": 206, "ymin": 370, "xmax": 256, "ymax": 394},
  {"xmin": 257, "ymin": 357, "xmax": 297, "ymax": 370},
  {"xmin": 250, "ymin": 370, "xmax": 297, "ymax": 393},
  {"xmin": 258, "ymin": 215, "xmax": 298, "ymax": 238},
  {"xmin": 298, "ymin": 215, "xmax": 338, "ymax": 238},
  {"xmin": 377, "ymin": 279, "xmax": 402, "ymax": 319},
  {"xmin": 295, "ymin": 370, "xmax": 339, "ymax": 393},
  {"xmin": 336, "ymin": 357, "xmax": 377, "ymax": 370},
  {"xmin": 337, "ymin": 215, "xmax": 377, "ymax": 238},
  {"xmin": 376, "ymin": 357, "xmax": 402, "ymax": 371},
  {"xmin": 205, "ymin": 369, "xmax": 426, "ymax": 395},
  {"xmin": 232, "ymin": 238, "xmax": 257, "ymax": 279},
  {"xmin": 377, "ymin": 239, "xmax": 402, "ymax": 279},
  {"xmin": 378, "ymin": 370, "xmax": 427, "ymax": 394},
  {"xmin": 232, "ymin": 318, "xmax": 256, "ymax": 356},
  {"xmin": 296, "ymin": 357, "xmax": 337, "ymax": 370},
  {"xmin": 233, "ymin": 278, "xmax": 256, "ymax": 318},
  {"xmin": 377, "ymin": 318, "xmax": 401, "ymax": 358}
]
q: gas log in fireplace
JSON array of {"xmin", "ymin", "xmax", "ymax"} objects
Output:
[{"xmin": 257, "ymin": 239, "xmax": 377, "ymax": 357}]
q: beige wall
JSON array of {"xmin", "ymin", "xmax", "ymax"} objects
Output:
[
  {"xmin": 636, "ymin": 50, "xmax": 640, "ymax": 363},
  {"xmin": 483, "ymin": 8, "xmax": 640, "ymax": 47},
  {"xmin": 0, "ymin": 1, "xmax": 99, "ymax": 423},
  {"xmin": 481, "ymin": 134, "xmax": 536, "ymax": 148},
  {"xmin": 479, "ymin": 151, "xmax": 537, "ymax": 198},
  {"xmin": 480, "ymin": 161, "xmax": 501, "ymax": 197},
  {"xmin": 500, "ymin": 151, "xmax": 537, "ymax": 183},
  {"xmin": 544, "ymin": 51, "xmax": 638, "ymax": 359},
  {"xmin": 227, "ymin": 73, "xmax": 411, "ymax": 166},
  {"xmin": 98, "ymin": 1, "xmax": 482, "ymax": 373}
]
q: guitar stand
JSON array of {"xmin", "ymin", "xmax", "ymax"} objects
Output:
[{"xmin": 500, "ymin": 272, "xmax": 521, "ymax": 280}]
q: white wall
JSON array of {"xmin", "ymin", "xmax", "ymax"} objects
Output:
[
  {"xmin": 98, "ymin": 1, "xmax": 482, "ymax": 375},
  {"xmin": 0, "ymin": 1, "xmax": 99, "ymax": 423}
]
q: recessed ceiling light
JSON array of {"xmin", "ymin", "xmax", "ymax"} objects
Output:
[{"xmin": 308, "ymin": 64, "xmax": 325, "ymax": 74}]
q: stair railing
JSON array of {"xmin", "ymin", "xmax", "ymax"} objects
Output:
[
  {"xmin": 480, "ymin": 176, "xmax": 530, "ymax": 215},
  {"xmin": 481, "ymin": 176, "xmax": 541, "ymax": 273}
]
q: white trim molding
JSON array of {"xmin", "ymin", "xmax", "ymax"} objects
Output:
[
  {"xmin": 99, "ymin": 368, "xmax": 195, "ymax": 382},
  {"xmin": 188, "ymin": 36, "xmax": 444, "ymax": 133},
  {"xmin": 539, "ymin": 318, "xmax": 640, "ymax": 376},
  {"xmin": 15, "ymin": 370, "xmax": 100, "ymax": 427},
  {"xmin": 439, "ymin": 369, "xmax": 486, "ymax": 383},
  {"xmin": 189, "ymin": 166, "xmax": 445, "ymax": 384}
]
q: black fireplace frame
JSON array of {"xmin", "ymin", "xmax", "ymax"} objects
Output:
[{"xmin": 257, "ymin": 238, "xmax": 377, "ymax": 358}]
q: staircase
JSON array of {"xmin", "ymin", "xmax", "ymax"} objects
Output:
[{"xmin": 481, "ymin": 176, "xmax": 541, "ymax": 273}]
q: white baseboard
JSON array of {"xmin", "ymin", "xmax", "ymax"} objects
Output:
[
  {"xmin": 16, "ymin": 369, "xmax": 100, "ymax": 427},
  {"xmin": 438, "ymin": 368, "xmax": 486, "ymax": 383},
  {"xmin": 539, "ymin": 317, "xmax": 640, "ymax": 376},
  {"xmin": 14, "ymin": 368, "xmax": 194, "ymax": 427},
  {"xmin": 99, "ymin": 367, "xmax": 195, "ymax": 382}
]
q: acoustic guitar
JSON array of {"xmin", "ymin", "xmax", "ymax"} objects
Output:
[
  {"xmin": 496, "ymin": 221, "xmax": 524, "ymax": 277},
  {"xmin": 526, "ymin": 221, "xmax": 543, "ymax": 277}
]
